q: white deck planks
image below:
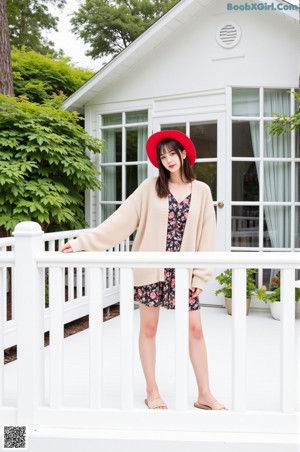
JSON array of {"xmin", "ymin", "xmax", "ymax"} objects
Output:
[{"xmin": 4, "ymin": 307, "xmax": 300, "ymax": 412}]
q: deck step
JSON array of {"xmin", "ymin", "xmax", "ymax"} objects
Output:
[{"xmin": 16, "ymin": 428, "xmax": 299, "ymax": 452}]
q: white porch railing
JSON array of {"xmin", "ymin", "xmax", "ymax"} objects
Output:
[
  {"xmin": 0, "ymin": 226, "xmax": 123, "ymax": 349},
  {"xmin": 0, "ymin": 222, "xmax": 299, "ymax": 435}
]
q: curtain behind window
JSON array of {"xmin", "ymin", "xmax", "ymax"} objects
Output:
[{"xmin": 248, "ymin": 91, "xmax": 291, "ymax": 248}]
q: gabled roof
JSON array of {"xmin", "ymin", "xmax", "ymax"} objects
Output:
[{"xmin": 63, "ymin": 0, "xmax": 299, "ymax": 111}]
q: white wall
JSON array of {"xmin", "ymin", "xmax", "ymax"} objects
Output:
[{"xmin": 87, "ymin": 0, "xmax": 299, "ymax": 106}]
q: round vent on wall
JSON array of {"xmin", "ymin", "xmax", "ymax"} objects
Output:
[{"xmin": 216, "ymin": 22, "xmax": 241, "ymax": 49}]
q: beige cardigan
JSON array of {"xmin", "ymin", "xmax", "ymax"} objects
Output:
[{"xmin": 69, "ymin": 177, "xmax": 216, "ymax": 289}]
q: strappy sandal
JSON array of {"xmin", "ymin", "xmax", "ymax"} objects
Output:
[
  {"xmin": 194, "ymin": 400, "xmax": 227, "ymax": 410},
  {"xmin": 145, "ymin": 397, "xmax": 168, "ymax": 409}
]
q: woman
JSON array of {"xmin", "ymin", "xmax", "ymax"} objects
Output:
[{"xmin": 60, "ymin": 130, "xmax": 226, "ymax": 411}]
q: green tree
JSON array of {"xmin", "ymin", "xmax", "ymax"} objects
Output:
[
  {"xmin": 269, "ymin": 91, "xmax": 300, "ymax": 135},
  {"xmin": 7, "ymin": 0, "xmax": 66, "ymax": 54},
  {"xmin": 0, "ymin": 94, "xmax": 103, "ymax": 237},
  {"xmin": 0, "ymin": 0, "xmax": 14, "ymax": 95},
  {"xmin": 70, "ymin": 0, "xmax": 179, "ymax": 59},
  {"xmin": 11, "ymin": 47, "xmax": 94, "ymax": 104}
]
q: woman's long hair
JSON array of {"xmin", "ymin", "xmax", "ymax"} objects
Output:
[{"xmin": 155, "ymin": 138, "xmax": 195, "ymax": 198}]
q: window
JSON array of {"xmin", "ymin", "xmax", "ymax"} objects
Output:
[
  {"xmin": 100, "ymin": 111, "xmax": 148, "ymax": 220},
  {"xmin": 231, "ymin": 87, "xmax": 298, "ymax": 287},
  {"xmin": 231, "ymin": 87, "xmax": 296, "ymax": 251}
]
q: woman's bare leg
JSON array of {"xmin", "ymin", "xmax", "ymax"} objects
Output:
[
  {"xmin": 189, "ymin": 310, "xmax": 217, "ymax": 406},
  {"xmin": 138, "ymin": 302, "xmax": 167, "ymax": 409}
]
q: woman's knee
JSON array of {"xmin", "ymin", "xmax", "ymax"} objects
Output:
[
  {"xmin": 189, "ymin": 321, "xmax": 204, "ymax": 340},
  {"xmin": 141, "ymin": 321, "xmax": 158, "ymax": 339}
]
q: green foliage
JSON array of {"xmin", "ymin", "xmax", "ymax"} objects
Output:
[
  {"xmin": 0, "ymin": 94, "xmax": 103, "ymax": 236},
  {"xmin": 255, "ymin": 272, "xmax": 300, "ymax": 303},
  {"xmin": 11, "ymin": 48, "xmax": 94, "ymax": 104},
  {"xmin": 70, "ymin": 0, "xmax": 179, "ymax": 59},
  {"xmin": 215, "ymin": 268, "xmax": 257, "ymax": 299},
  {"xmin": 7, "ymin": 0, "xmax": 66, "ymax": 54},
  {"xmin": 269, "ymin": 91, "xmax": 300, "ymax": 136}
]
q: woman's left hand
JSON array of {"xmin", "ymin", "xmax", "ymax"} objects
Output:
[{"xmin": 191, "ymin": 287, "xmax": 202, "ymax": 298}]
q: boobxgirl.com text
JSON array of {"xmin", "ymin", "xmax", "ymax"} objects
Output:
[{"xmin": 227, "ymin": 2, "xmax": 298, "ymax": 11}]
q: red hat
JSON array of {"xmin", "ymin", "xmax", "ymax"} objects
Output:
[{"xmin": 146, "ymin": 130, "xmax": 197, "ymax": 168}]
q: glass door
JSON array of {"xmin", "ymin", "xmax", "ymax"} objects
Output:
[
  {"xmin": 230, "ymin": 87, "xmax": 298, "ymax": 292},
  {"xmin": 153, "ymin": 113, "xmax": 226, "ymax": 305}
]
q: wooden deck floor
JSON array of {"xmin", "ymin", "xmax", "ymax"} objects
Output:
[{"xmin": 4, "ymin": 306, "xmax": 300, "ymax": 412}]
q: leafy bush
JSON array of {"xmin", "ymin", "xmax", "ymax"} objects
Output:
[
  {"xmin": 0, "ymin": 94, "xmax": 102, "ymax": 236},
  {"xmin": 255, "ymin": 272, "xmax": 300, "ymax": 303},
  {"xmin": 215, "ymin": 268, "xmax": 257, "ymax": 299},
  {"xmin": 11, "ymin": 47, "xmax": 95, "ymax": 104}
]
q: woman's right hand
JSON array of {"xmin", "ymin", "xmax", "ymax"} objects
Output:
[{"xmin": 59, "ymin": 242, "xmax": 74, "ymax": 253}]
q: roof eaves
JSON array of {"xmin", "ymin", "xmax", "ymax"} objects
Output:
[{"xmin": 63, "ymin": 0, "xmax": 209, "ymax": 110}]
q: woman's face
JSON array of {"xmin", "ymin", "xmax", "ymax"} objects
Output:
[{"xmin": 159, "ymin": 146, "xmax": 187, "ymax": 174}]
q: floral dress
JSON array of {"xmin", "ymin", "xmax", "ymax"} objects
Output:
[{"xmin": 133, "ymin": 193, "xmax": 200, "ymax": 310}]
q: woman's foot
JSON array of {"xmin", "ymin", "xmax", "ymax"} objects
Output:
[
  {"xmin": 195, "ymin": 392, "xmax": 227, "ymax": 410},
  {"xmin": 194, "ymin": 397, "xmax": 227, "ymax": 410},
  {"xmin": 145, "ymin": 390, "xmax": 168, "ymax": 409}
]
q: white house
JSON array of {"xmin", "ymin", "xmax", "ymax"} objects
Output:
[
  {"xmin": 1, "ymin": 1, "xmax": 299, "ymax": 451},
  {"xmin": 64, "ymin": 0, "xmax": 300, "ymax": 302}
]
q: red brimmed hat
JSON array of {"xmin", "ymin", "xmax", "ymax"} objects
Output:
[{"xmin": 145, "ymin": 130, "xmax": 197, "ymax": 168}]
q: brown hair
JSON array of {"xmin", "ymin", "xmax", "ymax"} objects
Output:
[{"xmin": 155, "ymin": 139, "xmax": 195, "ymax": 198}]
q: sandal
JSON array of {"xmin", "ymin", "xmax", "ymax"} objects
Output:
[
  {"xmin": 194, "ymin": 400, "xmax": 227, "ymax": 410},
  {"xmin": 145, "ymin": 397, "xmax": 168, "ymax": 409}
]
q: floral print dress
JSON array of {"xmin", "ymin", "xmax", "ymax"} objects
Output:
[{"xmin": 133, "ymin": 193, "xmax": 200, "ymax": 311}]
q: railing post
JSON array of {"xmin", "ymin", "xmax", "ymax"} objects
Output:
[
  {"xmin": 89, "ymin": 267, "xmax": 103, "ymax": 409},
  {"xmin": 120, "ymin": 268, "xmax": 134, "ymax": 410},
  {"xmin": 13, "ymin": 222, "xmax": 44, "ymax": 428},
  {"xmin": 232, "ymin": 268, "xmax": 247, "ymax": 412},
  {"xmin": 175, "ymin": 268, "xmax": 189, "ymax": 411},
  {"xmin": 280, "ymin": 268, "xmax": 296, "ymax": 413}
]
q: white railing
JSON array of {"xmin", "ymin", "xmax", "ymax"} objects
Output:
[
  {"xmin": 0, "ymin": 222, "xmax": 299, "ymax": 434},
  {"xmin": 0, "ymin": 226, "xmax": 123, "ymax": 349}
]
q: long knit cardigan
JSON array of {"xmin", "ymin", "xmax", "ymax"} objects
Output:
[{"xmin": 69, "ymin": 177, "xmax": 216, "ymax": 290}]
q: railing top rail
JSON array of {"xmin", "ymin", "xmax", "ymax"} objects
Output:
[
  {"xmin": 0, "ymin": 238, "xmax": 14, "ymax": 247},
  {"xmin": 43, "ymin": 228, "xmax": 93, "ymax": 242},
  {"xmin": 0, "ymin": 228, "xmax": 93, "ymax": 247},
  {"xmin": 36, "ymin": 251, "xmax": 300, "ymax": 269},
  {"xmin": 0, "ymin": 252, "xmax": 14, "ymax": 264}
]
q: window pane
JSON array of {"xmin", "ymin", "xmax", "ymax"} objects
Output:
[
  {"xmin": 101, "ymin": 204, "xmax": 118, "ymax": 221},
  {"xmin": 102, "ymin": 128, "xmax": 122, "ymax": 163},
  {"xmin": 264, "ymin": 162, "xmax": 291, "ymax": 202},
  {"xmin": 232, "ymin": 162, "xmax": 259, "ymax": 202},
  {"xmin": 190, "ymin": 123, "xmax": 217, "ymax": 159},
  {"xmin": 264, "ymin": 89, "xmax": 290, "ymax": 116},
  {"xmin": 102, "ymin": 166, "xmax": 122, "ymax": 201},
  {"xmin": 296, "ymin": 207, "xmax": 300, "ymax": 248},
  {"xmin": 127, "ymin": 130, "xmax": 137, "ymax": 162},
  {"xmin": 125, "ymin": 164, "xmax": 148, "ymax": 197},
  {"xmin": 194, "ymin": 162, "xmax": 217, "ymax": 200},
  {"xmin": 232, "ymin": 88, "xmax": 259, "ymax": 116},
  {"xmin": 296, "ymin": 130, "xmax": 300, "ymax": 158},
  {"xmin": 232, "ymin": 206, "xmax": 259, "ymax": 247},
  {"xmin": 263, "ymin": 206, "xmax": 291, "ymax": 248},
  {"xmin": 126, "ymin": 166, "xmax": 138, "ymax": 197},
  {"xmin": 161, "ymin": 124, "xmax": 185, "ymax": 132},
  {"xmin": 264, "ymin": 122, "xmax": 291, "ymax": 158},
  {"xmin": 126, "ymin": 126, "xmax": 147, "ymax": 161},
  {"xmin": 102, "ymin": 113, "xmax": 122, "ymax": 126},
  {"xmin": 232, "ymin": 121, "xmax": 258, "ymax": 157},
  {"xmin": 126, "ymin": 111, "xmax": 147, "ymax": 124}
]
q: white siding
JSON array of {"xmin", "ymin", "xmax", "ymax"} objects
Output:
[{"xmin": 86, "ymin": 0, "xmax": 298, "ymax": 106}]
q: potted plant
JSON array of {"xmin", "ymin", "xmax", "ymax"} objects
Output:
[
  {"xmin": 215, "ymin": 268, "xmax": 257, "ymax": 315},
  {"xmin": 255, "ymin": 272, "xmax": 300, "ymax": 320}
]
